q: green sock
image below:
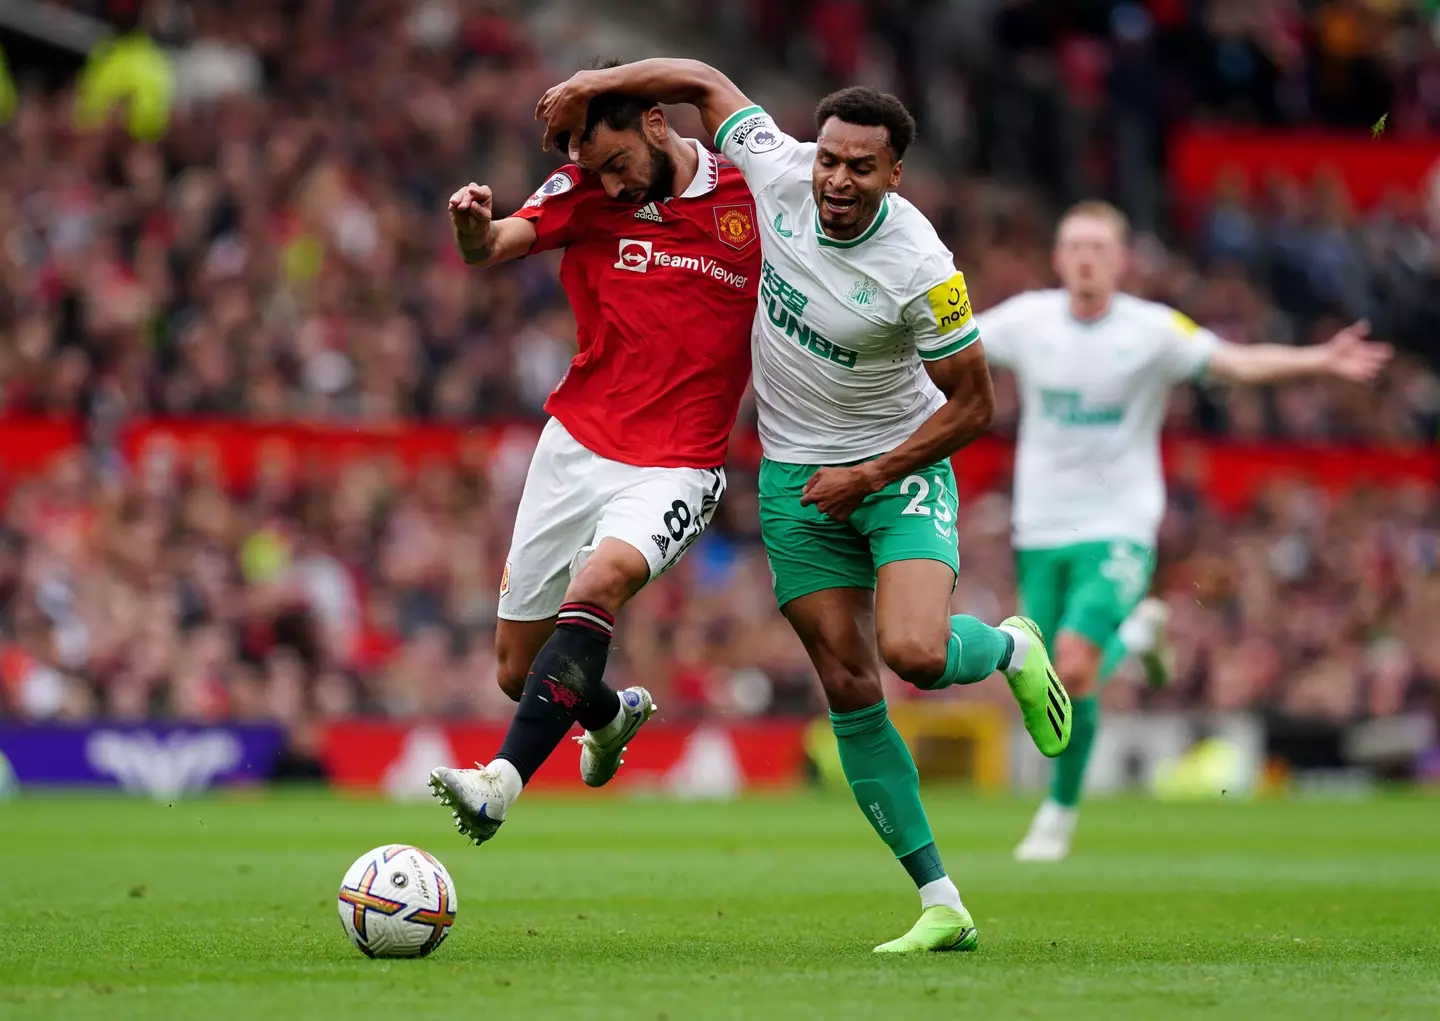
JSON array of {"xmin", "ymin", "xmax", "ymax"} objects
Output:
[
  {"xmin": 830, "ymin": 700, "xmax": 943, "ymax": 886},
  {"xmin": 926, "ymin": 615, "xmax": 1012, "ymax": 689},
  {"xmin": 1049, "ymin": 695, "xmax": 1099, "ymax": 807}
]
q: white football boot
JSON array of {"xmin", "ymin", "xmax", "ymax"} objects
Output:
[
  {"xmin": 429, "ymin": 764, "xmax": 513, "ymax": 846},
  {"xmin": 575, "ymin": 686, "xmax": 656, "ymax": 787},
  {"xmin": 1013, "ymin": 800, "xmax": 1078, "ymax": 862}
]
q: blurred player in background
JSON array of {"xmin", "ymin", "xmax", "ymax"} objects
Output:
[
  {"xmin": 977, "ymin": 201, "xmax": 1393, "ymax": 862},
  {"xmin": 429, "ymin": 86, "xmax": 762, "ymax": 846},
  {"xmin": 540, "ymin": 59, "xmax": 1071, "ymax": 954}
]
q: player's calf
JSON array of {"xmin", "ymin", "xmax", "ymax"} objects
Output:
[
  {"xmin": 816, "ymin": 666, "xmax": 886, "ymax": 714},
  {"xmin": 557, "ymin": 539, "xmax": 658, "ymax": 787},
  {"xmin": 873, "ymin": 562, "xmax": 1013, "ymax": 690},
  {"xmin": 494, "ymin": 617, "xmax": 556, "ymax": 702},
  {"xmin": 480, "ymin": 560, "xmax": 641, "ymax": 812},
  {"xmin": 1036, "ymin": 628, "xmax": 1099, "ymax": 838},
  {"xmin": 879, "ymin": 614, "xmax": 1017, "ymax": 692},
  {"xmin": 566, "ymin": 539, "xmax": 650, "ymax": 612},
  {"xmin": 444, "ymin": 598, "xmax": 628, "ymax": 835}
]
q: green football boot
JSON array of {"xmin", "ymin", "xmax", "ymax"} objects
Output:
[
  {"xmin": 873, "ymin": 905, "xmax": 979, "ymax": 954},
  {"xmin": 1002, "ymin": 616, "xmax": 1071, "ymax": 757}
]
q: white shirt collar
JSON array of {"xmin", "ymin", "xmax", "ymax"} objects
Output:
[{"xmin": 676, "ymin": 139, "xmax": 720, "ymax": 199}]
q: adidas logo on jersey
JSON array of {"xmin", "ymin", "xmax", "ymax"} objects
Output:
[
  {"xmin": 634, "ymin": 202, "xmax": 664, "ymax": 223},
  {"xmin": 651, "ymin": 533, "xmax": 671, "ymax": 555}
]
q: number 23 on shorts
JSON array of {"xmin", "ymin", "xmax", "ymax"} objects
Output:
[
  {"xmin": 897, "ymin": 471, "xmax": 955, "ymax": 532},
  {"xmin": 861, "ymin": 464, "xmax": 960, "ymax": 574}
]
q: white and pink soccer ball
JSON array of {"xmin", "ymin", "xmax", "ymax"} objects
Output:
[{"xmin": 337, "ymin": 844, "xmax": 458, "ymax": 958}]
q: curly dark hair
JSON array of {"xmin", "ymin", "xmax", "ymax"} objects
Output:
[{"xmin": 814, "ymin": 86, "xmax": 917, "ymax": 158}]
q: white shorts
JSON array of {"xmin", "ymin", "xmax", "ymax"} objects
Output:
[{"xmin": 498, "ymin": 418, "xmax": 726, "ymax": 621}]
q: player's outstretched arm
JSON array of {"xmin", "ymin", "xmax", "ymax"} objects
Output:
[
  {"xmin": 536, "ymin": 59, "xmax": 750, "ymax": 155},
  {"xmin": 1207, "ymin": 320, "xmax": 1392, "ymax": 385},
  {"xmin": 448, "ymin": 182, "xmax": 537, "ymax": 267},
  {"xmin": 801, "ymin": 345, "xmax": 994, "ymax": 522}
]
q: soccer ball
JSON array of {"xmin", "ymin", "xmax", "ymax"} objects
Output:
[{"xmin": 337, "ymin": 844, "xmax": 458, "ymax": 958}]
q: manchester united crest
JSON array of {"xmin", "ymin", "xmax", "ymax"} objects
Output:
[{"xmin": 713, "ymin": 204, "xmax": 756, "ymax": 250}]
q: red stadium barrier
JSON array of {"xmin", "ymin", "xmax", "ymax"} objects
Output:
[
  {"xmin": 319, "ymin": 719, "xmax": 811, "ymax": 794},
  {"xmin": 0, "ymin": 420, "xmax": 84, "ymax": 477},
  {"xmin": 0, "ymin": 420, "xmax": 1432, "ymax": 513},
  {"xmin": 950, "ymin": 436, "xmax": 1440, "ymax": 515},
  {"xmin": 1169, "ymin": 127, "xmax": 1440, "ymax": 211},
  {"xmin": 119, "ymin": 420, "xmax": 541, "ymax": 490}
]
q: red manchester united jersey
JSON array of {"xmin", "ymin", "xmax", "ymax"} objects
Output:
[{"xmin": 511, "ymin": 143, "xmax": 760, "ymax": 469}]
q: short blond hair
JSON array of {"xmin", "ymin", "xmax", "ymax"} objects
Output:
[{"xmin": 1057, "ymin": 200, "xmax": 1130, "ymax": 243}]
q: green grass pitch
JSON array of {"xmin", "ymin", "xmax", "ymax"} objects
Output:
[{"xmin": 2, "ymin": 790, "xmax": 1437, "ymax": 1020}]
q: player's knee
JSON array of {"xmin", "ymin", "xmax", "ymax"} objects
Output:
[
  {"xmin": 817, "ymin": 666, "xmax": 884, "ymax": 714},
  {"xmin": 567, "ymin": 548, "xmax": 649, "ymax": 615},
  {"xmin": 494, "ymin": 643, "xmax": 529, "ymax": 702},
  {"xmin": 878, "ymin": 633, "xmax": 947, "ymax": 688},
  {"xmin": 1056, "ymin": 632, "xmax": 1100, "ymax": 698}
]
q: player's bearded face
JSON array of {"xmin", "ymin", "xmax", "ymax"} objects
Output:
[
  {"xmin": 812, "ymin": 120, "xmax": 901, "ymax": 240},
  {"xmin": 1054, "ymin": 216, "xmax": 1127, "ymax": 299},
  {"xmin": 629, "ymin": 140, "xmax": 676, "ymax": 204},
  {"xmin": 579, "ymin": 126, "xmax": 676, "ymax": 205}
]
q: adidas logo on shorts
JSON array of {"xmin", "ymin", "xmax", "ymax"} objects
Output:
[
  {"xmin": 651, "ymin": 533, "xmax": 671, "ymax": 555},
  {"xmin": 634, "ymin": 202, "xmax": 664, "ymax": 223}
]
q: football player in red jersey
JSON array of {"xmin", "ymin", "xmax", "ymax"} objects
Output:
[{"xmin": 430, "ymin": 89, "xmax": 761, "ymax": 846}]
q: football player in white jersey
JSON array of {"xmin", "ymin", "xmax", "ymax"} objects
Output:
[
  {"xmin": 976, "ymin": 201, "xmax": 1391, "ymax": 862},
  {"xmin": 538, "ymin": 59, "xmax": 1071, "ymax": 954}
]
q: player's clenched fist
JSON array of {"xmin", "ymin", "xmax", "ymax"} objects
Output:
[
  {"xmin": 448, "ymin": 182, "xmax": 497, "ymax": 264},
  {"xmin": 449, "ymin": 182, "xmax": 493, "ymax": 237}
]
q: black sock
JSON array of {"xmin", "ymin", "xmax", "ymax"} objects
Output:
[{"xmin": 494, "ymin": 602, "xmax": 622, "ymax": 784}]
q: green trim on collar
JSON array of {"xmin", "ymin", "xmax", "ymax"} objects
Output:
[{"xmin": 815, "ymin": 194, "xmax": 890, "ymax": 249}]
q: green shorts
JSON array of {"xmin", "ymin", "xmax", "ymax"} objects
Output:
[
  {"xmin": 758, "ymin": 456, "xmax": 960, "ymax": 607},
  {"xmin": 1014, "ymin": 541, "xmax": 1155, "ymax": 650}
]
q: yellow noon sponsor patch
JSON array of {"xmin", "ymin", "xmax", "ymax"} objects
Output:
[
  {"xmin": 1171, "ymin": 309, "xmax": 1200, "ymax": 337},
  {"xmin": 926, "ymin": 272, "xmax": 972, "ymax": 336}
]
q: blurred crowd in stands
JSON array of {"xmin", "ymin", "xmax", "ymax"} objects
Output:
[
  {"xmin": 4, "ymin": 439, "xmax": 1438, "ymax": 731},
  {"xmin": 721, "ymin": 0, "xmax": 1440, "ymax": 135},
  {"xmin": 0, "ymin": 0, "xmax": 1438, "ymax": 732}
]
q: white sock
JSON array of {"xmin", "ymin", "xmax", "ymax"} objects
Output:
[
  {"xmin": 918, "ymin": 876, "xmax": 964, "ymax": 912},
  {"xmin": 589, "ymin": 698, "xmax": 629, "ymax": 742},
  {"xmin": 488, "ymin": 758, "xmax": 523, "ymax": 803},
  {"xmin": 999, "ymin": 625, "xmax": 1030, "ymax": 679},
  {"xmin": 1117, "ymin": 612, "xmax": 1156, "ymax": 655}
]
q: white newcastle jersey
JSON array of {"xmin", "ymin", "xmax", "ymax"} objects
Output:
[
  {"xmin": 978, "ymin": 290, "xmax": 1221, "ymax": 549},
  {"xmin": 715, "ymin": 105, "xmax": 979, "ymax": 464}
]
